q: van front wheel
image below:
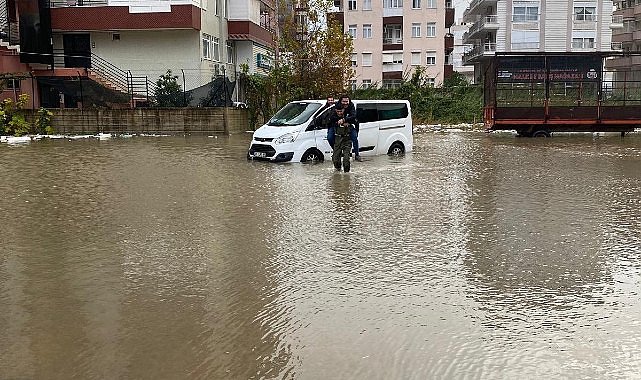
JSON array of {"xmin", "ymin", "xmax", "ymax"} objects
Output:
[
  {"xmin": 301, "ymin": 149, "xmax": 324, "ymax": 163},
  {"xmin": 388, "ymin": 142, "xmax": 405, "ymax": 156}
]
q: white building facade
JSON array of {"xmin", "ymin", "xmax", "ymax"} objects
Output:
[
  {"xmin": 462, "ymin": 0, "xmax": 615, "ymax": 83},
  {"xmin": 48, "ymin": 0, "xmax": 276, "ymax": 98}
]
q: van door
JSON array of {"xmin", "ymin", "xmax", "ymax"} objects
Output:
[
  {"xmin": 310, "ymin": 107, "xmax": 334, "ymax": 157},
  {"xmin": 355, "ymin": 103, "xmax": 380, "ymax": 155},
  {"xmin": 377, "ymin": 102, "xmax": 410, "ymax": 153}
]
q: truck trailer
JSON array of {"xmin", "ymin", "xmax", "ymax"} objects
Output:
[{"xmin": 483, "ymin": 52, "xmax": 641, "ymax": 137}]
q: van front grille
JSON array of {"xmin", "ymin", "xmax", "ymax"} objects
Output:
[{"xmin": 250, "ymin": 144, "xmax": 276, "ymax": 156}]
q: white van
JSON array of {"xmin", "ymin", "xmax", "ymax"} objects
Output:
[{"xmin": 247, "ymin": 99, "xmax": 413, "ymax": 163}]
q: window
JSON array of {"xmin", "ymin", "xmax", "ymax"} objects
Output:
[
  {"xmin": 513, "ymin": 4, "xmax": 539, "ymax": 22},
  {"xmin": 214, "ymin": 0, "xmax": 219, "ymax": 15},
  {"xmin": 383, "ymin": 24, "xmax": 403, "ymax": 44},
  {"xmin": 426, "ymin": 0, "xmax": 436, "ymax": 8},
  {"xmin": 362, "ymin": 79, "xmax": 372, "ymax": 89},
  {"xmin": 426, "ymin": 51, "xmax": 436, "ymax": 65},
  {"xmin": 4, "ymin": 78, "xmax": 19, "ymax": 89},
  {"xmin": 226, "ymin": 41, "xmax": 234, "ymax": 63},
  {"xmin": 412, "ymin": 0, "xmax": 420, "ymax": 8},
  {"xmin": 412, "ymin": 23, "xmax": 421, "ymax": 37},
  {"xmin": 411, "ymin": 51, "xmax": 421, "ymax": 65},
  {"xmin": 348, "ymin": 25, "xmax": 357, "ymax": 38},
  {"xmin": 363, "ymin": 24, "xmax": 372, "ymax": 39},
  {"xmin": 383, "ymin": 52, "xmax": 403, "ymax": 64},
  {"xmin": 427, "ymin": 78, "xmax": 435, "ymax": 87},
  {"xmin": 363, "ymin": 0, "xmax": 371, "ymax": 10},
  {"xmin": 574, "ymin": 6, "xmax": 596, "ymax": 21},
  {"xmin": 426, "ymin": 22, "xmax": 436, "ymax": 37},
  {"xmin": 348, "ymin": 0, "xmax": 357, "ymax": 10},
  {"xmin": 383, "ymin": 79, "xmax": 402, "ymax": 88},
  {"xmin": 362, "ymin": 52, "xmax": 372, "ymax": 66},
  {"xmin": 351, "ymin": 53, "xmax": 358, "ymax": 66},
  {"xmin": 572, "ymin": 37, "xmax": 595, "ymax": 49},
  {"xmin": 202, "ymin": 33, "xmax": 212, "ymax": 59},
  {"xmin": 213, "ymin": 37, "xmax": 220, "ymax": 61},
  {"xmin": 511, "ymin": 30, "xmax": 539, "ymax": 49},
  {"xmin": 350, "ymin": 80, "xmax": 357, "ymax": 91},
  {"xmin": 383, "ymin": 0, "xmax": 402, "ymax": 8}
]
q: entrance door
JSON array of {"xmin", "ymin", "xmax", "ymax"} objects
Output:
[{"xmin": 63, "ymin": 34, "xmax": 91, "ymax": 68}]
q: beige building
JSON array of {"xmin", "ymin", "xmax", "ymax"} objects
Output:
[{"xmin": 331, "ymin": 0, "xmax": 455, "ymax": 88}]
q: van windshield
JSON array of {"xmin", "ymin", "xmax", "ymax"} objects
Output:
[{"xmin": 268, "ymin": 102, "xmax": 322, "ymax": 126}]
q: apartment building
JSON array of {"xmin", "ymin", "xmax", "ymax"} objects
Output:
[
  {"xmin": 0, "ymin": 0, "xmax": 276, "ymax": 107},
  {"xmin": 462, "ymin": 0, "xmax": 615, "ymax": 83},
  {"xmin": 331, "ymin": 0, "xmax": 455, "ymax": 89},
  {"xmin": 610, "ymin": 0, "xmax": 641, "ymax": 75}
]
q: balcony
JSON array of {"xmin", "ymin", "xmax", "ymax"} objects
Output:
[
  {"xmin": 462, "ymin": 15, "xmax": 498, "ymax": 43},
  {"xmin": 605, "ymin": 54, "xmax": 641, "ymax": 70},
  {"xmin": 462, "ymin": 42, "xmax": 496, "ymax": 64},
  {"xmin": 328, "ymin": 10, "xmax": 344, "ymax": 27},
  {"xmin": 445, "ymin": 7, "xmax": 454, "ymax": 29},
  {"xmin": 228, "ymin": 20, "xmax": 276, "ymax": 47},
  {"xmin": 443, "ymin": 64, "xmax": 453, "ymax": 79},
  {"xmin": 49, "ymin": 3, "xmax": 201, "ymax": 30},
  {"xmin": 611, "ymin": 15, "xmax": 624, "ymax": 29},
  {"xmin": 612, "ymin": 31, "xmax": 633, "ymax": 43},
  {"xmin": 444, "ymin": 33, "xmax": 454, "ymax": 53},
  {"xmin": 462, "ymin": 0, "xmax": 497, "ymax": 22},
  {"xmin": 383, "ymin": 6, "xmax": 402, "ymax": 17},
  {"xmin": 511, "ymin": 41, "xmax": 540, "ymax": 51}
]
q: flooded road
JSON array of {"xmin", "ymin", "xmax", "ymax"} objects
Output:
[{"xmin": 1, "ymin": 132, "xmax": 641, "ymax": 379}]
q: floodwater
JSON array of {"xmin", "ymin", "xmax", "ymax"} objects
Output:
[{"xmin": 1, "ymin": 131, "xmax": 641, "ymax": 380}]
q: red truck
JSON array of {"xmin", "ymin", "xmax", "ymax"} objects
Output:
[{"xmin": 483, "ymin": 52, "xmax": 641, "ymax": 137}]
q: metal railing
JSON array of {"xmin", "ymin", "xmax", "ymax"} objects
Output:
[
  {"xmin": 46, "ymin": 0, "xmax": 108, "ymax": 7},
  {"xmin": 0, "ymin": 0, "xmax": 19, "ymax": 46},
  {"xmin": 50, "ymin": 49, "xmax": 157, "ymax": 104}
]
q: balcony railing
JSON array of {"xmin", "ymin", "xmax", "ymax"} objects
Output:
[
  {"xmin": 571, "ymin": 41, "xmax": 595, "ymax": 50},
  {"xmin": 462, "ymin": 42, "xmax": 496, "ymax": 63},
  {"xmin": 511, "ymin": 42, "xmax": 540, "ymax": 50},
  {"xmin": 383, "ymin": 37, "xmax": 402, "ymax": 44},
  {"xmin": 47, "ymin": 0, "xmax": 107, "ymax": 7},
  {"xmin": 0, "ymin": 4, "xmax": 19, "ymax": 45},
  {"xmin": 463, "ymin": 15, "xmax": 498, "ymax": 42},
  {"xmin": 46, "ymin": 0, "xmax": 203, "ymax": 8}
]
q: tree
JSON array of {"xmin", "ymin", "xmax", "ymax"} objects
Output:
[
  {"xmin": 277, "ymin": 0, "xmax": 353, "ymax": 100},
  {"xmin": 154, "ymin": 69, "xmax": 191, "ymax": 107},
  {"xmin": 241, "ymin": 0, "xmax": 354, "ymax": 127}
]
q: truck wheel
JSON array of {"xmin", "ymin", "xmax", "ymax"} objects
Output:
[
  {"xmin": 388, "ymin": 142, "xmax": 405, "ymax": 155},
  {"xmin": 301, "ymin": 149, "xmax": 323, "ymax": 163},
  {"xmin": 532, "ymin": 130, "xmax": 551, "ymax": 138}
]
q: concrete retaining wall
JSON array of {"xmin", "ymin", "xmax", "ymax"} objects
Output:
[{"xmin": 24, "ymin": 108, "xmax": 250, "ymax": 135}]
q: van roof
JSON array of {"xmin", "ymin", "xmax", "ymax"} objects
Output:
[{"xmin": 292, "ymin": 99, "xmax": 410, "ymax": 104}]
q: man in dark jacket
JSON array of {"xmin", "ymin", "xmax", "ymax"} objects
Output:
[
  {"xmin": 327, "ymin": 95, "xmax": 361, "ymax": 161},
  {"xmin": 329, "ymin": 106, "xmax": 354, "ymax": 172}
]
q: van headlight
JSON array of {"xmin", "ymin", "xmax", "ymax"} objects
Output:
[{"xmin": 274, "ymin": 131, "xmax": 299, "ymax": 144}]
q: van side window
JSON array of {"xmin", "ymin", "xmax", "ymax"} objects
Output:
[
  {"xmin": 357, "ymin": 104, "xmax": 378, "ymax": 123},
  {"xmin": 308, "ymin": 107, "xmax": 333, "ymax": 131},
  {"xmin": 378, "ymin": 103, "xmax": 408, "ymax": 121}
]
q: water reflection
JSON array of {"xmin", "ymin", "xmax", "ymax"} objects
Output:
[{"xmin": 1, "ymin": 132, "xmax": 641, "ymax": 379}]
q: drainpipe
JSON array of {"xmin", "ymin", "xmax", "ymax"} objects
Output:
[
  {"xmin": 31, "ymin": 72, "xmax": 35, "ymax": 109},
  {"xmin": 77, "ymin": 71, "xmax": 83, "ymax": 109},
  {"xmin": 181, "ymin": 68, "xmax": 186, "ymax": 106}
]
